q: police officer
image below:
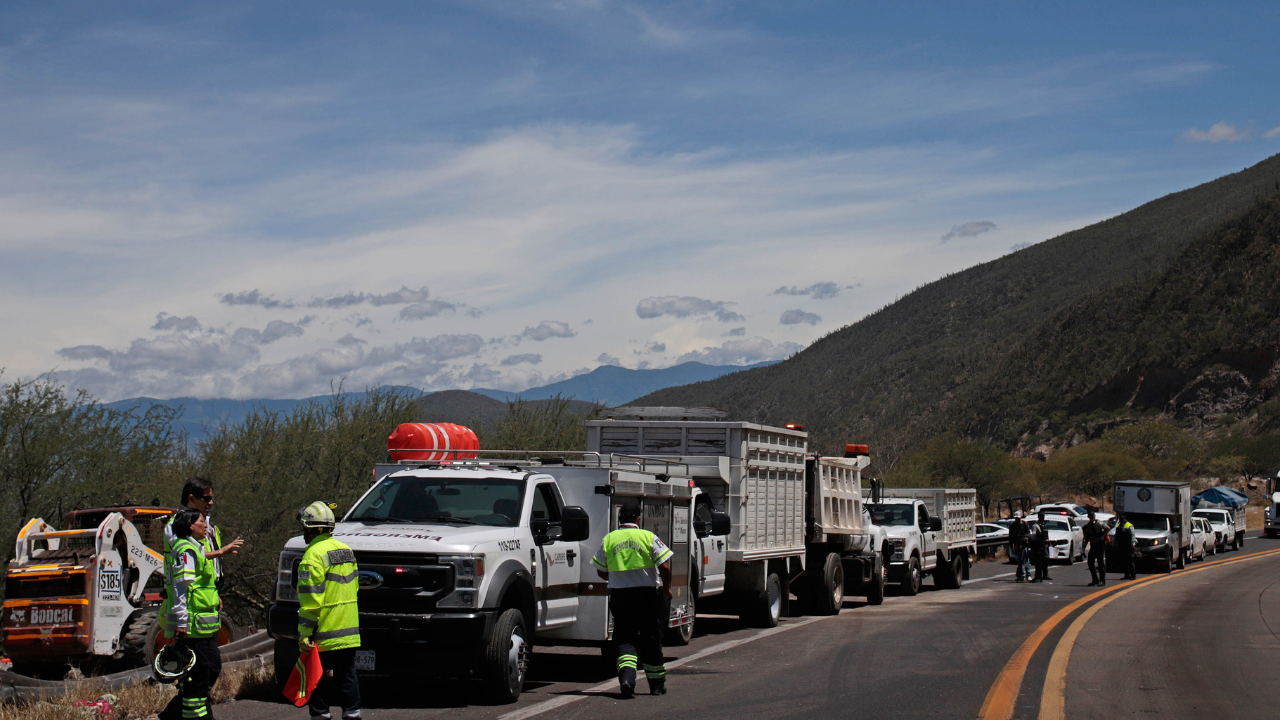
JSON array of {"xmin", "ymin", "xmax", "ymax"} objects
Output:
[
  {"xmin": 160, "ymin": 509, "xmax": 222, "ymax": 720},
  {"xmin": 1009, "ymin": 512, "xmax": 1031, "ymax": 582},
  {"xmin": 591, "ymin": 501, "xmax": 674, "ymax": 698},
  {"xmin": 1083, "ymin": 511, "xmax": 1108, "ymax": 586},
  {"xmin": 296, "ymin": 501, "xmax": 362, "ymax": 720},
  {"xmin": 1030, "ymin": 511, "xmax": 1051, "ymax": 583},
  {"xmin": 1114, "ymin": 513, "xmax": 1137, "ymax": 580}
]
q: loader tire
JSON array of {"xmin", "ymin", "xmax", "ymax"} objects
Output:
[
  {"xmin": 813, "ymin": 553, "xmax": 844, "ymax": 616},
  {"xmin": 118, "ymin": 609, "xmax": 159, "ymax": 670}
]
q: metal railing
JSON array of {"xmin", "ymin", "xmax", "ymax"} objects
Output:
[{"xmin": 382, "ymin": 449, "xmax": 691, "ymax": 476}]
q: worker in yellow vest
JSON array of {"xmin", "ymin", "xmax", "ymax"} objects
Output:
[
  {"xmin": 160, "ymin": 508, "xmax": 222, "ymax": 720},
  {"xmin": 296, "ymin": 501, "xmax": 361, "ymax": 720},
  {"xmin": 592, "ymin": 501, "xmax": 674, "ymax": 698}
]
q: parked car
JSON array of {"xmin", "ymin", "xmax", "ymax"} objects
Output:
[
  {"xmin": 977, "ymin": 522, "xmax": 1010, "ymax": 541},
  {"xmin": 1038, "ymin": 516, "xmax": 1085, "ymax": 563},
  {"xmin": 1033, "ymin": 503, "xmax": 1114, "ymax": 528},
  {"xmin": 1192, "ymin": 508, "xmax": 1233, "ymax": 554}
]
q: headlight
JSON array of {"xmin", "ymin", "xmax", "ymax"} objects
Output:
[
  {"xmin": 275, "ymin": 551, "xmax": 303, "ymax": 603},
  {"xmin": 436, "ymin": 554, "xmax": 486, "ymax": 609}
]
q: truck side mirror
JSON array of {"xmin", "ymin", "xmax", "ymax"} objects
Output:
[
  {"xmin": 711, "ymin": 511, "xmax": 731, "ymax": 537},
  {"xmin": 929, "ymin": 517, "xmax": 943, "ymax": 532},
  {"xmin": 693, "ymin": 519, "xmax": 709, "ymax": 538},
  {"xmin": 560, "ymin": 506, "xmax": 591, "ymax": 543}
]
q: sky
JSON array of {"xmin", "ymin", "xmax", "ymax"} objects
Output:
[{"xmin": 3, "ymin": 1, "xmax": 1279, "ymax": 401}]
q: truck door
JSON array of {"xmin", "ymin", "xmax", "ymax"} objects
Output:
[
  {"xmin": 532, "ymin": 482, "xmax": 580, "ymax": 629},
  {"xmin": 918, "ymin": 505, "xmax": 938, "ymax": 570},
  {"xmin": 693, "ymin": 499, "xmax": 726, "ymax": 596}
]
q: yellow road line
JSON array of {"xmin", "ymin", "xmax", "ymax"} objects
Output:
[
  {"xmin": 1037, "ymin": 547, "xmax": 1280, "ymax": 720},
  {"xmin": 977, "ymin": 547, "xmax": 1280, "ymax": 720}
]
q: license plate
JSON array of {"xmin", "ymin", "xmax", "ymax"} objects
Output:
[{"xmin": 353, "ymin": 650, "xmax": 375, "ymax": 671}]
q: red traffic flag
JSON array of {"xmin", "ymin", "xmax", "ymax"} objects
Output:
[{"xmin": 282, "ymin": 645, "xmax": 323, "ymax": 707}]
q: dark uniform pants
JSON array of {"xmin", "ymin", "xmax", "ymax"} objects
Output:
[
  {"xmin": 159, "ymin": 637, "xmax": 222, "ymax": 720},
  {"xmin": 308, "ymin": 648, "xmax": 362, "ymax": 720},
  {"xmin": 1032, "ymin": 547, "xmax": 1049, "ymax": 581},
  {"xmin": 609, "ymin": 587, "xmax": 666, "ymax": 687},
  {"xmin": 1088, "ymin": 547, "xmax": 1106, "ymax": 584}
]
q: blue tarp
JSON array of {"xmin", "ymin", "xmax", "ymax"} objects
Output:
[{"xmin": 1191, "ymin": 486, "xmax": 1250, "ymax": 509}]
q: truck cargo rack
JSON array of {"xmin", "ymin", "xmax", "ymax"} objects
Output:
[{"xmin": 378, "ymin": 450, "xmax": 691, "ymax": 476}]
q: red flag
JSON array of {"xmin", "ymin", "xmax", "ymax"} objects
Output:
[{"xmin": 282, "ymin": 645, "xmax": 323, "ymax": 707}]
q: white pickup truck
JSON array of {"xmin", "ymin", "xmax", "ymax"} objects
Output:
[
  {"xmin": 1192, "ymin": 507, "xmax": 1245, "ymax": 552},
  {"xmin": 866, "ymin": 488, "xmax": 977, "ymax": 595},
  {"xmin": 268, "ymin": 452, "xmax": 725, "ymax": 704}
]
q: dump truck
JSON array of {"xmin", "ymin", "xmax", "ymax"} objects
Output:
[
  {"xmin": 866, "ymin": 488, "xmax": 977, "ymax": 595},
  {"xmin": 3, "ymin": 506, "xmax": 173, "ymax": 676}
]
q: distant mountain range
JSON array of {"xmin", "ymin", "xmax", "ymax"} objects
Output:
[{"xmin": 103, "ymin": 361, "xmax": 772, "ymax": 440}]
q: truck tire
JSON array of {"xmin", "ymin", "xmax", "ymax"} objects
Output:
[
  {"xmin": 482, "ymin": 609, "xmax": 530, "ymax": 704},
  {"xmin": 273, "ymin": 637, "xmax": 300, "ymax": 692},
  {"xmin": 813, "ymin": 553, "xmax": 844, "ymax": 616},
  {"xmin": 934, "ymin": 555, "xmax": 959, "ymax": 590},
  {"xmin": 1065, "ymin": 543, "xmax": 1075, "ymax": 565},
  {"xmin": 901, "ymin": 556, "xmax": 922, "ymax": 596},
  {"xmin": 866, "ymin": 556, "xmax": 886, "ymax": 606},
  {"xmin": 1231, "ymin": 534, "xmax": 1241, "ymax": 551},
  {"xmin": 117, "ymin": 609, "xmax": 159, "ymax": 670},
  {"xmin": 1175, "ymin": 547, "xmax": 1186, "ymax": 570},
  {"xmin": 741, "ymin": 572, "xmax": 783, "ymax": 628},
  {"xmin": 664, "ymin": 594, "xmax": 694, "ymax": 646}
]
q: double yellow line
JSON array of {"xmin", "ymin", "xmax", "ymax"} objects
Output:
[{"xmin": 977, "ymin": 546, "xmax": 1280, "ymax": 720}]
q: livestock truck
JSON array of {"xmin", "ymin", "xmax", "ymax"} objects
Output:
[
  {"xmin": 1111, "ymin": 480, "xmax": 1192, "ymax": 573},
  {"xmin": 866, "ymin": 488, "xmax": 977, "ymax": 595}
]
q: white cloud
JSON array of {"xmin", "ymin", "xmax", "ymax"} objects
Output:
[
  {"xmin": 219, "ymin": 290, "xmax": 293, "ymax": 309},
  {"xmin": 398, "ymin": 300, "xmax": 457, "ymax": 321},
  {"xmin": 772, "ymin": 282, "xmax": 842, "ymax": 300},
  {"xmin": 636, "ymin": 296, "xmax": 744, "ymax": 323},
  {"xmin": 1181, "ymin": 122, "xmax": 1248, "ymax": 143},
  {"xmin": 501, "ymin": 353, "xmax": 542, "ymax": 366},
  {"xmin": 780, "ymin": 309, "xmax": 821, "ymax": 326},
  {"xmin": 1265, "ymin": 126, "xmax": 1280, "ymax": 139},
  {"xmin": 521, "ymin": 321, "xmax": 577, "ymax": 341},
  {"xmin": 941, "ymin": 221, "xmax": 997, "ymax": 243},
  {"xmin": 152, "ymin": 313, "xmax": 202, "ymax": 332},
  {"xmin": 676, "ymin": 336, "xmax": 802, "ymax": 365},
  {"xmin": 724, "ymin": 327, "xmax": 746, "ymax": 337},
  {"xmin": 306, "ymin": 286, "xmax": 432, "ymax": 309}
]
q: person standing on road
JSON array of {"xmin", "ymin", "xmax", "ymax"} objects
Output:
[
  {"xmin": 1009, "ymin": 512, "xmax": 1031, "ymax": 582},
  {"xmin": 592, "ymin": 501, "xmax": 674, "ymax": 698},
  {"xmin": 1030, "ymin": 511, "xmax": 1051, "ymax": 582},
  {"xmin": 159, "ymin": 508, "xmax": 222, "ymax": 720},
  {"xmin": 164, "ymin": 477, "xmax": 245, "ymax": 579},
  {"xmin": 1083, "ymin": 511, "xmax": 1109, "ymax": 587},
  {"xmin": 296, "ymin": 501, "xmax": 362, "ymax": 720},
  {"xmin": 1114, "ymin": 513, "xmax": 1137, "ymax": 580}
]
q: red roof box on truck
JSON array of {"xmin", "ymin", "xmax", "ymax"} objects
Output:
[
  {"xmin": 387, "ymin": 422, "xmax": 479, "ymax": 461},
  {"xmin": 844, "ymin": 444, "xmax": 870, "ymax": 458}
]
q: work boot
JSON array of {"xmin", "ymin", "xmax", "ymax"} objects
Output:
[
  {"xmin": 619, "ymin": 682, "xmax": 635, "ymax": 699},
  {"xmin": 649, "ymin": 677, "xmax": 666, "ymax": 696}
]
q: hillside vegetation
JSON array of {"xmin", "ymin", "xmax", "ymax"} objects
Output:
[{"xmin": 638, "ymin": 154, "xmax": 1280, "ymax": 460}]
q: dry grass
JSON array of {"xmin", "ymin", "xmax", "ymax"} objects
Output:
[{"xmin": 0, "ymin": 660, "xmax": 274, "ymax": 720}]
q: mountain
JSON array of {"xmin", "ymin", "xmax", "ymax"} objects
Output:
[
  {"xmin": 410, "ymin": 390, "xmax": 598, "ymax": 425},
  {"xmin": 471, "ymin": 361, "xmax": 778, "ymax": 406},
  {"xmin": 634, "ymin": 154, "xmax": 1280, "ymax": 455}
]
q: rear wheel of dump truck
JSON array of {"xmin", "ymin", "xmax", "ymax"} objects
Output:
[
  {"xmin": 1232, "ymin": 534, "xmax": 1241, "ymax": 551},
  {"xmin": 741, "ymin": 572, "xmax": 783, "ymax": 628},
  {"xmin": 482, "ymin": 609, "xmax": 531, "ymax": 704},
  {"xmin": 901, "ymin": 556, "xmax": 922, "ymax": 596},
  {"xmin": 812, "ymin": 553, "xmax": 844, "ymax": 616}
]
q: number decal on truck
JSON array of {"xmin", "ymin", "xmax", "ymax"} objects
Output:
[
  {"xmin": 98, "ymin": 570, "xmax": 121, "ymax": 601},
  {"xmin": 498, "ymin": 539, "xmax": 521, "ymax": 551}
]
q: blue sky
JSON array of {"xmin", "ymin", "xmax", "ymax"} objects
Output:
[{"xmin": 3, "ymin": 2, "xmax": 1278, "ymax": 400}]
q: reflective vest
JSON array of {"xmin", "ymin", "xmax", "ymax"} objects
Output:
[
  {"xmin": 163, "ymin": 538, "xmax": 221, "ymax": 638},
  {"xmin": 164, "ymin": 515, "xmax": 225, "ymax": 577},
  {"xmin": 592, "ymin": 525, "xmax": 673, "ymax": 588},
  {"xmin": 297, "ymin": 534, "xmax": 361, "ymax": 651}
]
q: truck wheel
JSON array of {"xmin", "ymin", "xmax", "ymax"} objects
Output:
[
  {"xmin": 867, "ymin": 556, "xmax": 886, "ymax": 606},
  {"xmin": 273, "ymin": 637, "xmax": 300, "ymax": 692},
  {"xmin": 935, "ymin": 555, "xmax": 959, "ymax": 590},
  {"xmin": 741, "ymin": 572, "xmax": 783, "ymax": 628},
  {"xmin": 117, "ymin": 609, "xmax": 158, "ymax": 670},
  {"xmin": 1065, "ymin": 543, "xmax": 1075, "ymax": 566},
  {"xmin": 901, "ymin": 557, "xmax": 922, "ymax": 596},
  {"xmin": 482, "ymin": 609, "xmax": 530, "ymax": 704},
  {"xmin": 1175, "ymin": 547, "xmax": 1185, "ymax": 570},
  {"xmin": 813, "ymin": 554, "xmax": 844, "ymax": 616},
  {"xmin": 664, "ymin": 595, "xmax": 695, "ymax": 646},
  {"xmin": 1232, "ymin": 534, "xmax": 1240, "ymax": 551}
]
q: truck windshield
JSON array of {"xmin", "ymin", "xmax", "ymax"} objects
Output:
[
  {"xmin": 347, "ymin": 476, "xmax": 526, "ymax": 527},
  {"xmin": 1128, "ymin": 516, "xmax": 1170, "ymax": 532},
  {"xmin": 1193, "ymin": 511, "xmax": 1226, "ymax": 524},
  {"xmin": 867, "ymin": 504, "xmax": 915, "ymax": 527}
]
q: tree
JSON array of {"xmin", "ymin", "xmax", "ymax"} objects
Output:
[
  {"xmin": 1035, "ymin": 441, "xmax": 1150, "ymax": 501},
  {"xmin": 885, "ymin": 433, "xmax": 1017, "ymax": 516},
  {"xmin": 1210, "ymin": 433, "xmax": 1280, "ymax": 481}
]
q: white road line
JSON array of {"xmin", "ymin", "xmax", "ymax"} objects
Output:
[
  {"xmin": 498, "ymin": 616, "xmax": 827, "ymax": 720},
  {"xmin": 968, "ymin": 571, "xmax": 1016, "ymax": 583}
]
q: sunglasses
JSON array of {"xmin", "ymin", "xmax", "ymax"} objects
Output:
[{"xmin": 196, "ymin": 494, "xmax": 214, "ymax": 501}]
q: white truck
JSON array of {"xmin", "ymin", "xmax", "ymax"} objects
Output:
[
  {"xmin": 1266, "ymin": 473, "xmax": 1280, "ymax": 539},
  {"xmin": 865, "ymin": 488, "xmax": 977, "ymax": 595},
  {"xmin": 1192, "ymin": 507, "xmax": 1245, "ymax": 552},
  {"xmin": 1112, "ymin": 480, "xmax": 1191, "ymax": 573},
  {"xmin": 268, "ymin": 451, "xmax": 727, "ymax": 703}
]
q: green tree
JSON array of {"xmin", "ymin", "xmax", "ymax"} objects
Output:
[
  {"xmin": 1210, "ymin": 433, "xmax": 1280, "ymax": 481},
  {"xmin": 885, "ymin": 433, "xmax": 1016, "ymax": 516},
  {"xmin": 1035, "ymin": 441, "xmax": 1150, "ymax": 501},
  {"xmin": 475, "ymin": 396, "xmax": 601, "ymax": 453}
]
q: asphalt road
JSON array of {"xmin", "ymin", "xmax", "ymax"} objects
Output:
[{"xmin": 218, "ymin": 537, "xmax": 1279, "ymax": 720}]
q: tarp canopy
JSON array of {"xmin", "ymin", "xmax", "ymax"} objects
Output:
[{"xmin": 1191, "ymin": 486, "xmax": 1249, "ymax": 509}]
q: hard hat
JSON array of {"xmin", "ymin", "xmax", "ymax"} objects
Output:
[
  {"xmin": 298, "ymin": 501, "xmax": 337, "ymax": 529},
  {"xmin": 153, "ymin": 643, "xmax": 196, "ymax": 684},
  {"xmin": 1013, "ymin": 511, "xmax": 1023, "ymax": 518}
]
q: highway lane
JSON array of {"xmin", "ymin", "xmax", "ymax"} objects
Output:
[
  {"xmin": 1063, "ymin": 538, "xmax": 1280, "ymax": 718},
  {"xmin": 220, "ymin": 554, "xmax": 1110, "ymax": 720}
]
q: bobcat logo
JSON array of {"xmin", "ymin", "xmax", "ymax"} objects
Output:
[{"xmin": 10, "ymin": 610, "xmax": 25, "ymax": 624}]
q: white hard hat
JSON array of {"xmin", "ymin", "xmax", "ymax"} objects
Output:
[
  {"xmin": 1013, "ymin": 511, "xmax": 1023, "ymax": 518},
  {"xmin": 298, "ymin": 500, "xmax": 337, "ymax": 529},
  {"xmin": 153, "ymin": 644, "xmax": 196, "ymax": 684}
]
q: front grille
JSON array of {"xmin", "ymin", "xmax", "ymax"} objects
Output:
[
  {"xmin": 354, "ymin": 551, "xmax": 438, "ymax": 565},
  {"xmin": 352, "ymin": 551, "xmax": 453, "ymax": 613}
]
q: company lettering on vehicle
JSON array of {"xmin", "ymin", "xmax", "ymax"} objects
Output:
[
  {"xmin": 497, "ymin": 540, "xmax": 521, "ymax": 551},
  {"xmin": 336, "ymin": 532, "xmax": 444, "ymax": 541},
  {"xmin": 15, "ymin": 607, "xmax": 76, "ymax": 625}
]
